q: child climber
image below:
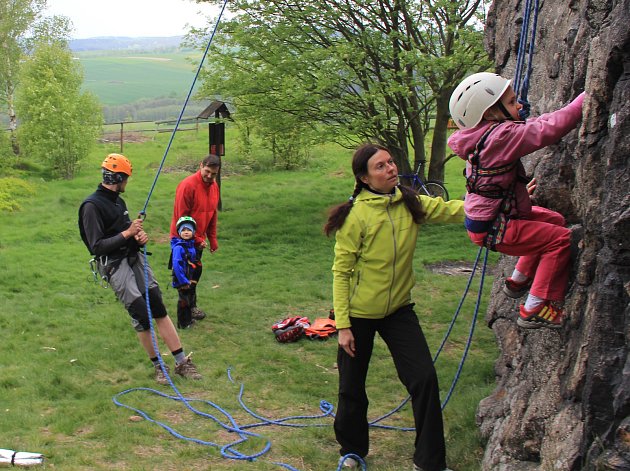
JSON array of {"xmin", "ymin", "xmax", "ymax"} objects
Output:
[
  {"xmin": 448, "ymin": 72, "xmax": 585, "ymax": 329},
  {"xmin": 171, "ymin": 216, "xmax": 202, "ymax": 329}
]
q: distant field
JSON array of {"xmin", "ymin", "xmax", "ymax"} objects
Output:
[{"xmin": 77, "ymin": 50, "xmax": 205, "ymax": 106}]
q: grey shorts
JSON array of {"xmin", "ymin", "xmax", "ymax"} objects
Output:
[{"xmin": 98, "ymin": 253, "xmax": 159, "ymax": 310}]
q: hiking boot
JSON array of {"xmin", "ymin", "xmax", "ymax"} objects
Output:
[
  {"xmin": 503, "ymin": 277, "xmax": 532, "ymax": 298},
  {"xmin": 154, "ymin": 363, "xmax": 170, "ymax": 386},
  {"xmin": 174, "ymin": 355, "xmax": 202, "ymax": 380},
  {"xmin": 177, "ymin": 319, "xmax": 196, "ymax": 329},
  {"xmin": 191, "ymin": 306, "xmax": 207, "ymax": 320},
  {"xmin": 517, "ymin": 301, "xmax": 565, "ymax": 329}
]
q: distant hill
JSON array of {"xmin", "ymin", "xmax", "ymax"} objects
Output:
[
  {"xmin": 0, "ymin": 37, "xmax": 214, "ymax": 125},
  {"xmin": 72, "ymin": 43, "xmax": 213, "ymax": 123},
  {"xmin": 69, "ymin": 36, "xmax": 186, "ymax": 52}
]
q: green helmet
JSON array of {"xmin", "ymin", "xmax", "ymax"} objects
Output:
[{"xmin": 176, "ymin": 216, "xmax": 197, "ymax": 234}]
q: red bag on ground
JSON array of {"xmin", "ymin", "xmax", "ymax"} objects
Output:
[{"xmin": 272, "ymin": 316, "xmax": 310, "ymax": 343}]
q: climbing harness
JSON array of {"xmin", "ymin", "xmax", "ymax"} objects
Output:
[
  {"xmin": 465, "ymin": 124, "xmax": 514, "ymax": 198},
  {"xmin": 513, "ymin": 0, "xmax": 540, "ymax": 119},
  {"xmin": 464, "ymin": 123, "xmax": 521, "ymax": 250}
]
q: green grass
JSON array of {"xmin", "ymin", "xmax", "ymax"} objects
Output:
[
  {"xmin": 77, "ymin": 51, "xmax": 203, "ymax": 106},
  {"xmin": 0, "ymin": 132, "xmax": 498, "ymax": 470}
]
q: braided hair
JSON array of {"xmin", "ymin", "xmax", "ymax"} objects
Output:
[{"xmin": 323, "ymin": 143, "xmax": 425, "ymax": 236}]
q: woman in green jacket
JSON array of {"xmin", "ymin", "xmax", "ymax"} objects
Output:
[{"xmin": 324, "ymin": 143, "xmax": 463, "ymax": 471}]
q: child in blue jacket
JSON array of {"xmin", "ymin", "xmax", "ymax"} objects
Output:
[{"xmin": 171, "ymin": 216, "xmax": 202, "ymax": 329}]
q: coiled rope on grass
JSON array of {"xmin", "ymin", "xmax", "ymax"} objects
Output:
[{"xmin": 114, "ymin": 245, "xmax": 489, "ymax": 470}]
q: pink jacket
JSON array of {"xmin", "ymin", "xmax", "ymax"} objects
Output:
[
  {"xmin": 170, "ymin": 171, "xmax": 219, "ymax": 250},
  {"xmin": 448, "ymin": 92, "xmax": 585, "ymax": 221}
]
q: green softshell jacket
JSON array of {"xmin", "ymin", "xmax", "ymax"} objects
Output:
[{"xmin": 332, "ymin": 188, "xmax": 465, "ymax": 329}]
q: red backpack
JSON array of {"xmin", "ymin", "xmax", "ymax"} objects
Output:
[{"xmin": 272, "ymin": 316, "xmax": 310, "ymax": 342}]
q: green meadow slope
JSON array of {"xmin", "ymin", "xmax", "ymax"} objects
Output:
[
  {"xmin": 0, "ymin": 130, "xmax": 499, "ymax": 470},
  {"xmin": 78, "ymin": 51, "xmax": 201, "ymax": 106}
]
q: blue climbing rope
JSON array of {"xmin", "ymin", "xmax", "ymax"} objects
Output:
[
  {"xmin": 139, "ymin": 0, "xmax": 229, "ymax": 218},
  {"xmin": 110, "ymin": 1, "xmax": 346, "ymax": 467},
  {"xmin": 440, "ymin": 247, "xmax": 488, "ymax": 407},
  {"xmin": 110, "ymin": 0, "xmax": 279, "ymax": 466},
  {"xmin": 367, "ymin": 245, "xmax": 488, "ymax": 431},
  {"xmin": 226, "ymin": 369, "xmax": 335, "ymax": 430},
  {"xmin": 513, "ymin": 0, "xmax": 540, "ymax": 120},
  {"xmin": 111, "ymin": 0, "xmax": 317, "ymax": 467}
]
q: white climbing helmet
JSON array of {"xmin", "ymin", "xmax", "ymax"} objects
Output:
[{"xmin": 449, "ymin": 72, "xmax": 512, "ymax": 129}]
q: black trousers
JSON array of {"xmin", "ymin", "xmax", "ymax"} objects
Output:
[
  {"xmin": 334, "ymin": 304, "xmax": 446, "ymax": 471},
  {"xmin": 176, "ymin": 287, "xmax": 195, "ymax": 328}
]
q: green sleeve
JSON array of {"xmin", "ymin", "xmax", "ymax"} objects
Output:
[
  {"xmin": 331, "ymin": 212, "xmax": 363, "ymax": 329},
  {"xmin": 419, "ymin": 195, "xmax": 465, "ymax": 224}
]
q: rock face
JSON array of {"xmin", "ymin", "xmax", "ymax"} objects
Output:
[{"xmin": 478, "ymin": 0, "xmax": 630, "ymax": 470}]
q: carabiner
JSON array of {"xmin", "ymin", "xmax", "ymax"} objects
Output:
[{"xmin": 88, "ymin": 257, "xmax": 109, "ymax": 289}]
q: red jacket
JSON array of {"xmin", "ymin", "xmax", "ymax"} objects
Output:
[{"xmin": 170, "ymin": 171, "xmax": 219, "ymax": 250}]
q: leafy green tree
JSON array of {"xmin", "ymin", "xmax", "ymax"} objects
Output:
[
  {"xmin": 0, "ymin": 0, "xmax": 46, "ymax": 155},
  {"xmin": 193, "ymin": 0, "xmax": 490, "ymax": 179},
  {"xmin": 16, "ymin": 40, "xmax": 103, "ymax": 179},
  {"xmin": 232, "ymin": 100, "xmax": 319, "ymax": 169}
]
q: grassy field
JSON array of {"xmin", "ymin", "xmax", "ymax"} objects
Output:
[
  {"xmin": 76, "ymin": 50, "xmax": 205, "ymax": 109},
  {"xmin": 0, "ymin": 130, "xmax": 499, "ymax": 470}
]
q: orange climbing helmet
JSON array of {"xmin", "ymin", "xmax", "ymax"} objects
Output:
[{"xmin": 102, "ymin": 153, "xmax": 133, "ymax": 176}]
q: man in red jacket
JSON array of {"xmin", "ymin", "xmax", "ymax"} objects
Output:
[{"xmin": 170, "ymin": 154, "xmax": 221, "ymax": 322}]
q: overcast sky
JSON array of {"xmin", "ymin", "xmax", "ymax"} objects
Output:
[{"xmin": 44, "ymin": 0, "xmax": 221, "ymax": 39}]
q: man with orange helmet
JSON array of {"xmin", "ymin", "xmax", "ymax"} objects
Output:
[{"xmin": 79, "ymin": 153, "xmax": 202, "ymax": 385}]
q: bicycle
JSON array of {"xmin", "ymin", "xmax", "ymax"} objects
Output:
[{"xmin": 399, "ymin": 162, "xmax": 450, "ymax": 200}]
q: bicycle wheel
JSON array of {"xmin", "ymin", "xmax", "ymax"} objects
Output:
[{"xmin": 423, "ymin": 181, "xmax": 450, "ymax": 201}]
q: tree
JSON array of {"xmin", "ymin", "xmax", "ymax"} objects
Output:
[
  {"xmin": 193, "ymin": 0, "xmax": 490, "ymax": 179},
  {"xmin": 16, "ymin": 39, "xmax": 103, "ymax": 179},
  {"xmin": 0, "ymin": 0, "xmax": 46, "ymax": 155},
  {"xmin": 415, "ymin": 0, "xmax": 493, "ymax": 180}
]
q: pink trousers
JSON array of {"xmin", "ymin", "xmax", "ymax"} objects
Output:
[{"xmin": 468, "ymin": 206, "xmax": 571, "ymax": 301}]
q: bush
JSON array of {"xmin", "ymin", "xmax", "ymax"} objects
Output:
[
  {"xmin": 0, "ymin": 130, "xmax": 12, "ymax": 159},
  {"xmin": 0, "ymin": 177, "xmax": 36, "ymax": 212}
]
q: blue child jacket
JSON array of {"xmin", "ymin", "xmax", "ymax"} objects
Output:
[{"xmin": 170, "ymin": 237, "xmax": 198, "ymax": 288}]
